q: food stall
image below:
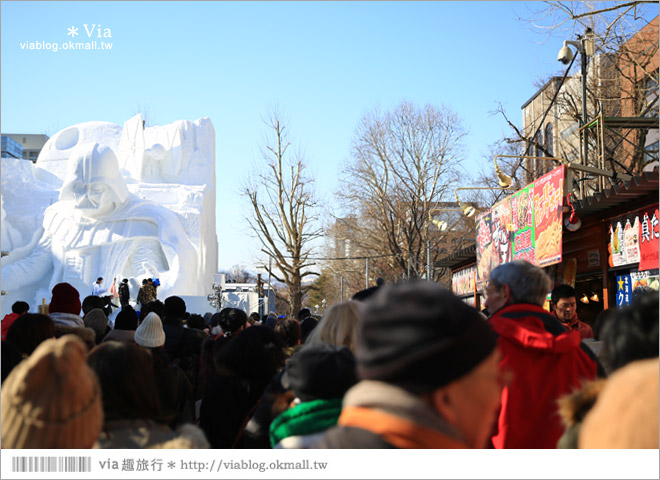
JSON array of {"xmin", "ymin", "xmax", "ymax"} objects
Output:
[{"xmin": 441, "ymin": 166, "xmax": 659, "ymax": 322}]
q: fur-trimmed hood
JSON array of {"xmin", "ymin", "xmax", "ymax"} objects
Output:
[{"xmin": 557, "ymin": 379, "xmax": 606, "ymax": 428}]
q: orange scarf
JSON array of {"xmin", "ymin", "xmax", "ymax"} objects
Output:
[{"xmin": 338, "ymin": 406, "xmax": 467, "ymax": 449}]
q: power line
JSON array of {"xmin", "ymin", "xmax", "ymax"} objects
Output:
[{"xmin": 276, "ymin": 253, "xmax": 396, "ymax": 261}]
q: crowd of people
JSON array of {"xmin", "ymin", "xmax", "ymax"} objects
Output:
[{"xmin": 1, "ymin": 260, "xmax": 657, "ymax": 450}]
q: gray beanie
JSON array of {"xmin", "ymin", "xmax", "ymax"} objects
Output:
[{"xmin": 84, "ymin": 308, "xmax": 108, "ymax": 338}]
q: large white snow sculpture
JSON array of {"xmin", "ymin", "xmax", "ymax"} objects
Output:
[{"xmin": 1, "ymin": 115, "xmax": 217, "ymax": 314}]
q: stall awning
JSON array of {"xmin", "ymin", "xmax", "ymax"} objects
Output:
[
  {"xmin": 574, "ymin": 170, "xmax": 659, "ymax": 217},
  {"xmin": 435, "ymin": 243, "xmax": 476, "ymax": 269}
]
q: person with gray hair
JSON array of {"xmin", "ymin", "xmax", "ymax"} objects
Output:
[
  {"xmin": 486, "ymin": 260, "xmax": 551, "ymax": 309},
  {"xmin": 484, "ymin": 260, "xmax": 601, "ymax": 449}
]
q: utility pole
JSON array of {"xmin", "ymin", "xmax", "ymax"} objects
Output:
[
  {"xmin": 426, "ymin": 240, "xmax": 432, "ymax": 282},
  {"xmin": 365, "ymin": 257, "xmax": 370, "ymax": 289},
  {"xmin": 266, "ymin": 256, "xmax": 272, "ymax": 315},
  {"xmin": 257, "ymin": 273, "xmax": 263, "ymax": 318}
]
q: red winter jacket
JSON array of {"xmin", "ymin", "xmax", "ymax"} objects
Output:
[
  {"xmin": 1, "ymin": 313, "xmax": 20, "ymax": 341},
  {"xmin": 489, "ymin": 303, "xmax": 600, "ymax": 449}
]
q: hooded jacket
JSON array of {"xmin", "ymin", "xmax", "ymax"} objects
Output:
[
  {"xmin": 1, "ymin": 313, "xmax": 20, "ymax": 341},
  {"xmin": 488, "ymin": 303, "xmax": 600, "ymax": 449}
]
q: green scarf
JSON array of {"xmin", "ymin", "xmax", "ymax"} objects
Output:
[{"xmin": 269, "ymin": 398, "xmax": 343, "ymax": 447}]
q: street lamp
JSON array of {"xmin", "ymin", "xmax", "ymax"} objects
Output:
[
  {"xmin": 428, "ymin": 208, "xmax": 463, "ymax": 231},
  {"xmin": 557, "ymin": 28, "xmax": 595, "ymax": 166},
  {"xmin": 454, "ymin": 187, "xmax": 514, "ymax": 218},
  {"xmin": 492, "ymin": 154, "xmax": 632, "ymax": 194},
  {"xmin": 493, "ymin": 155, "xmax": 567, "ymax": 188}
]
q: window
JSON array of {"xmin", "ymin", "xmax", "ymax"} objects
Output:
[
  {"xmin": 545, "ymin": 123, "xmax": 554, "ymax": 157},
  {"xmin": 534, "ymin": 131, "xmax": 543, "ymax": 158},
  {"xmin": 642, "ymin": 75, "xmax": 659, "ymax": 118},
  {"xmin": 644, "ymin": 141, "xmax": 659, "ymax": 166}
]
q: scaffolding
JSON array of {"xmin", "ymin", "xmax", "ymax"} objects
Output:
[{"xmin": 580, "ymin": 113, "xmax": 658, "ymax": 192}]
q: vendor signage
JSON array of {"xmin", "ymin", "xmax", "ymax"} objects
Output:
[
  {"xmin": 452, "ymin": 265, "xmax": 476, "ymax": 296},
  {"xmin": 476, "ymin": 211, "xmax": 494, "ymax": 285},
  {"xmin": 616, "ymin": 274, "xmax": 632, "ymax": 307},
  {"xmin": 639, "ymin": 205, "xmax": 659, "ymax": 271},
  {"xmin": 609, "ymin": 204, "xmax": 658, "ymax": 270},
  {"xmin": 630, "ymin": 270, "xmax": 660, "ymax": 292},
  {"xmin": 533, "ymin": 166, "xmax": 564, "ymax": 267},
  {"xmin": 512, "ymin": 184, "xmax": 535, "ymax": 264},
  {"xmin": 475, "ymin": 165, "xmax": 564, "ymax": 285},
  {"xmin": 491, "ymin": 198, "xmax": 514, "ymax": 266}
]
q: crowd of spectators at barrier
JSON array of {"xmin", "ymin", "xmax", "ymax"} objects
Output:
[{"xmin": 1, "ymin": 260, "xmax": 657, "ymax": 450}]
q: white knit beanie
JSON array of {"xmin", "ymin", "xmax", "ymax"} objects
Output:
[{"xmin": 134, "ymin": 312, "xmax": 165, "ymax": 348}]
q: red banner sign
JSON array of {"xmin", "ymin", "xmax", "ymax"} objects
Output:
[
  {"xmin": 639, "ymin": 205, "xmax": 659, "ymax": 271},
  {"xmin": 533, "ymin": 166, "xmax": 564, "ymax": 267},
  {"xmin": 475, "ymin": 165, "xmax": 565, "ymax": 285}
]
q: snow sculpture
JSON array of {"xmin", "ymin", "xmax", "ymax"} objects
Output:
[
  {"xmin": 1, "ymin": 115, "xmax": 217, "ymax": 314},
  {"xmin": 35, "ymin": 121, "xmax": 123, "ymax": 186}
]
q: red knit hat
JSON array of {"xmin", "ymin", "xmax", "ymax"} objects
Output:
[{"xmin": 48, "ymin": 283, "xmax": 81, "ymax": 315}]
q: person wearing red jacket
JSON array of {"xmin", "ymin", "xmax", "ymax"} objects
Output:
[
  {"xmin": 484, "ymin": 260, "xmax": 601, "ymax": 449},
  {"xmin": 550, "ymin": 284, "xmax": 594, "ymax": 340},
  {"xmin": 1, "ymin": 301, "xmax": 29, "ymax": 341}
]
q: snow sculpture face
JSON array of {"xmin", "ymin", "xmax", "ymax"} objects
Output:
[{"xmin": 59, "ymin": 143, "xmax": 129, "ymax": 219}]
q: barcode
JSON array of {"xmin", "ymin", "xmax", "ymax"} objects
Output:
[{"xmin": 12, "ymin": 456, "xmax": 91, "ymax": 473}]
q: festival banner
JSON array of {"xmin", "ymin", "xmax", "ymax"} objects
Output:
[
  {"xmin": 452, "ymin": 265, "xmax": 476, "ymax": 296},
  {"xmin": 491, "ymin": 197, "xmax": 514, "ymax": 266},
  {"xmin": 511, "ymin": 184, "xmax": 535, "ymax": 264},
  {"xmin": 533, "ymin": 165, "xmax": 564, "ymax": 267},
  {"xmin": 475, "ymin": 165, "xmax": 566, "ymax": 285},
  {"xmin": 475, "ymin": 210, "xmax": 493, "ymax": 286},
  {"xmin": 639, "ymin": 205, "xmax": 659, "ymax": 271}
]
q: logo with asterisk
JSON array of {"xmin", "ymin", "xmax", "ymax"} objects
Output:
[{"xmin": 67, "ymin": 26, "xmax": 79, "ymax": 37}]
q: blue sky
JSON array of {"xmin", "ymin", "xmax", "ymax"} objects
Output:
[{"xmin": 1, "ymin": 1, "xmax": 640, "ymax": 272}]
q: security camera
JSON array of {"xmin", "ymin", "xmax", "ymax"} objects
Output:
[{"xmin": 557, "ymin": 43, "xmax": 574, "ymax": 65}]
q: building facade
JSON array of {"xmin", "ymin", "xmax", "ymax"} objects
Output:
[{"xmin": 3, "ymin": 134, "xmax": 49, "ymax": 162}]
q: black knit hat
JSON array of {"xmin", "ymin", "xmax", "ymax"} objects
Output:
[
  {"xmin": 164, "ymin": 296, "xmax": 186, "ymax": 318},
  {"xmin": 282, "ymin": 342, "xmax": 358, "ymax": 402},
  {"xmin": 357, "ymin": 280, "xmax": 497, "ymax": 393}
]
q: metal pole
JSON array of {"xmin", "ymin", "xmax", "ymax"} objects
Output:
[
  {"xmin": 267, "ymin": 256, "xmax": 272, "ymax": 315},
  {"xmin": 581, "ymin": 49, "xmax": 588, "ymax": 167},
  {"xmin": 257, "ymin": 273, "xmax": 263, "ymax": 318},
  {"xmin": 365, "ymin": 257, "xmax": 370, "ymax": 289},
  {"xmin": 340, "ymin": 276, "xmax": 344, "ymax": 302},
  {"xmin": 426, "ymin": 240, "xmax": 431, "ymax": 282}
]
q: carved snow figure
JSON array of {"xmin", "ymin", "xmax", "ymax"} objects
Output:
[{"xmin": 2, "ymin": 143, "xmax": 198, "ymax": 300}]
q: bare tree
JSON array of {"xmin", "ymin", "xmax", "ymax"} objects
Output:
[
  {"xmin": 228, "ymin": 265, "xmax": 254, "ymax": 283},
  {"xmin": 134, "ymin": 103, "xmax": 159, "ymax": 127},
  {"xmin": 493, "ymin": 3, "xmax": 658, "ymax": 188},
  {"xmin": 337, "ymin": 101, "xmax": 471, "ymax": 281},
  {"xmin": 244, "ymin": 112, "xmax": 322, "ymax": 315}
]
